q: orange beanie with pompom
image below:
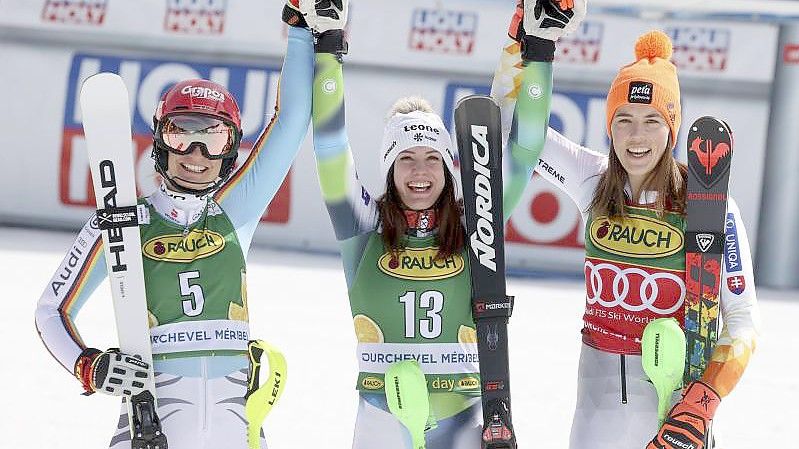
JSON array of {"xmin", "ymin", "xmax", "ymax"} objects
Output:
[{"xmin": 606, "ymin": 30, "xmax": 681, "ymax": 148}]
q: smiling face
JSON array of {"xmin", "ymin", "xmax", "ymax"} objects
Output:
[
  {"xmin": 166, "ymin": 145, "xmax": 224, "ymax": 190},
  {"xmin": 610, "ymin": 103, "xmax": 671, "ymax": 193},
  {"xmin": 391, "ymin": 146, "xmax": 446, "ymax": 211}
]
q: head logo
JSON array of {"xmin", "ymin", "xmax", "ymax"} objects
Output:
[
  {"xmin": 409, "ymin": 9, "xmax": 477, "ymax": 55},
  {"xmin": 667, "ymin": 27, "xmax": 730, "ymax": 72},
  {"xmin": 378, "ymin": 247, "xmax": 465, "ymax": 280},
  {"xmin": 165, "ymin": 0, "xmax": 227, "ymax": 35},
  {"xmin": 41, "ymin": 0, "xmax": 107, "ymax": 25},
  {"xmin": 556, "ymin": 21, "xmax": 603, "ymax": 64},
  {"xmin": 361, "ymin": 376, "xmax": 385, "ymax": 390},
  {"xmin": 142, "ymin": 229, "xmax": 226, "ymax": 262},
  {"xmin": 589, "ymin": 215, "xmax": 684, "ymax": 258}
]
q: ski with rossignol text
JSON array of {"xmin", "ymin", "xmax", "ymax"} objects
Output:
[
  {"xmin": 80, "ymin": 72, "xmax": 167, "ymax": 449},
  {"xmin": 455, "ymin": 95, "xmax": 516, "ymax": 449},
  {"xmin": 683, "ymin": 116, "xmax": 733, "ymax": 385}
]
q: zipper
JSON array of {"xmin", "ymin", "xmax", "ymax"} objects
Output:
[{"xmin": 620, "ymin": 354, "xmax": 628, "ymax": 404}]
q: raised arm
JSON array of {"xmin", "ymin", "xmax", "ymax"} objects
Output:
[
  {"xmin": 491, "ymin": 0, "xmax": 594, "ymax": 221},
  {"xmin": 311, "ymin": 41, "xmax": 378, "ymax": 243},
  {"xmin": 214, "ymin": 24, "xmax": 315, "ymax": 232}
]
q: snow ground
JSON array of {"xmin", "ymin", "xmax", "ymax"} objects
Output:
[{"xmin": 1, "ymin": 226, "xmax": 795, "ymax": 449}]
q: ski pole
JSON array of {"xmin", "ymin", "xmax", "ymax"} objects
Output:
[{"xmin": 244, "ymin": 340, "xmax": 288, "ymax": 449}]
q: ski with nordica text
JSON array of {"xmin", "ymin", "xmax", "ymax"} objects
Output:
[
  {"xmin": 455, "ymin": 95, "xmax": 516, "ymax": 449},
  {"xmin": 684, "ymin": 116, "xmax": 733, "ymax": 386},
  {"xmin": 80, "ymin": 73, "xmax": 167, "ymax": 449}
]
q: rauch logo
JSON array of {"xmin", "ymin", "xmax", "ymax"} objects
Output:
[
  {"xmin": 142, "ymin": 229, "xmax": 226, "ymax": 262},
  {"xmin": 589, "ymin": 215, "xmax": 684, "ymax": 258},
  {"xmin": 378, "ymin": 247, "xmax": 465, "ymax": 280}
]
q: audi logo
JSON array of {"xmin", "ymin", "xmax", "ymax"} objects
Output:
[{"xmin": 584, "ymin": 261, "xmax": 685, "ymax": 315}]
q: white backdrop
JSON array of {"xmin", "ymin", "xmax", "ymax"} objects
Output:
[{"xmin": 0, "ymin": 0, "xmax": 780, "ymax": 275}]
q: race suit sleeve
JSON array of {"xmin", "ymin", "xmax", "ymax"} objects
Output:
[
  {"xmin": 490, "ymin": 38, "xmax": 606, "ymax": 223},
  {"xmin": 34, "ymin": 216, "xmax": 108, "ymax": 377},
  {"xmin": 310, "ymin": 52, "xmax": 378, "ymax": 287},
  {"xmin": 701, "ymin": 196, "xmax": 760, "ymax": 397},
  {"xmin": 214, "ymin": 26, "xmax": 314, "ymax": 250}
]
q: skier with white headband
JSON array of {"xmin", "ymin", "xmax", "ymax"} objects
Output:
[{"xmin": 307, "ymin": 0, "xmax": 584, "ymax": 447}]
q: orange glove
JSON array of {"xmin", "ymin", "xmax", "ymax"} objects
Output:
[{"xmin": 647, "ymin": 381, "xmax": 721, "ymax": 449}]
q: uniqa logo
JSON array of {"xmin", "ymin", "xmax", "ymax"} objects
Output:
[
  {"xmin": 143, "ymin": 229, "xmax": 226, "ymax": 262},
  {"xmin": 378, "ymin": 247, "xmax": 464, "ymax": 280},
  {"xmin": 589, "ymin": 215, "xmax": 683, "ymax": 258}
]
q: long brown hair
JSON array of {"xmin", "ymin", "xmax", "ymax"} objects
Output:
[
  {"xmin": 589, "ymin": 141, "xmax": 687, "ymax": 218},
  {"xmin": 377, "ymin": 167, "xmax": 464, "ymax": 260}
]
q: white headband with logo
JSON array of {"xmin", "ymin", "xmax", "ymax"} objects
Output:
[{"xmin": 379, "ymin": 111, "xmax": 457, "ymax": 186}]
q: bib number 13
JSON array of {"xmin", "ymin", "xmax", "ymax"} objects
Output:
[{"xmin": 399, "ymin": 290, "xmax": 444, "ymax": 339}]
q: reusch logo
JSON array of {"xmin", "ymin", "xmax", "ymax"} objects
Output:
[
  {"xmin": 628, "ymin": 81, "xmax": 653, "ymax": 104},
  {"xmin": 469, "ymin": 125, "xmax": 497, "ymax": 272},
  {"xmin": 663, "ymin": 433, "xmax": 695, "ymax": 449}
]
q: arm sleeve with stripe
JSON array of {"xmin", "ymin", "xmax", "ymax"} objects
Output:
[
  {"xmin": 701, "ymin": 197, "xmax": 760, "ymax": 397},
  {"xmin": 34, "ymin": 216, "xmax": 107, "ymax": 378},
  {"xmin": 214, "ymin": 26, "xmax": 314, "ymax": 243},
  {"xmin": 311, "ymin": 52, "xmax": 377, "ymax": 287},
  {"xmin": 491, "ymin": 38, "xmax": 605, "ymax": 223}
]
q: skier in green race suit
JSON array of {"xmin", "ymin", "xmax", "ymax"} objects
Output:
[
  {"xmin": 34, "ymin": 3, "xmax": 341, "ymax": 448},
  {"xmin": 308, "ymin": 1, "xmax": 583, "ymax": 446}
]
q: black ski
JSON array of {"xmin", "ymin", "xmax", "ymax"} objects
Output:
[
  {"xmin": 455, "ymin": 95, "xmax": 516, "ymax": 449},
  {"xmin": 684, "ymin": 116, "xmax": 734, "ymax": 385}
]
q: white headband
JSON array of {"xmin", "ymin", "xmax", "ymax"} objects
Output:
[{"xmin": 379, "ymin": 111, "xmax": 457, "ymax": 191}]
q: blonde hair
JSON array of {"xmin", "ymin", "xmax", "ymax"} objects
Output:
[{"xmin": 387, "ymin": 96, "xmax": 434, "ymax": 119}]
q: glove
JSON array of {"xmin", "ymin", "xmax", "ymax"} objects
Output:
[
  {"xmin": 647, "ymin": 381, "xmax": 721, "ymax": 449},
  {"xmin": 508, "ymin": 0, "xmax": 587, "ymax": 42},
  {"xmin": 74, "ymin": 348, "xmax": 151, "ymax": 397},
  {"xmin": 290, "ymin": 0, "xmax": 347, "ymax": 34},
  {"xmin": 282, "ymin": 0, "xmax": 309, "ymax": 29}
]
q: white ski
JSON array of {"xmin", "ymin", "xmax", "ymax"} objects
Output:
[{"xmin": 80, "ymin": 73, "xmax": 167, "ymax": 449}]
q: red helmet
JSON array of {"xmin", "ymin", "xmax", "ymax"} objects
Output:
[
  {"xmin": 152, "ymin": 79, "xmax": 242, "ymax": 195},
  {"xmin": 154, "ymin": 79, "xmax": 241, "ymax": 130}
]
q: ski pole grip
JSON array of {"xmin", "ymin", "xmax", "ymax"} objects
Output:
[{"xmin": 473, "ymin": 295, "xmax": 514, "ymax": 320}]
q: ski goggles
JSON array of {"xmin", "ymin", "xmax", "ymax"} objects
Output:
[{"xmin": 157, "ymin": 114, "xmax": 240, "ymax": 159}]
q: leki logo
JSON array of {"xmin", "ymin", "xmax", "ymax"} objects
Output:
[
  {"xmin": 689, "ymin": 137, "xmax": 731, "ymax": 176},
  {"xmin": 142, "ymin": 229, "xmax": 226, "ymax": 262}
]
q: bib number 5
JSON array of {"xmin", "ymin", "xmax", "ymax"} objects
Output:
[{"xmin": 179, "ymin": 271, "xmax": 205, "ymax": 317}]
